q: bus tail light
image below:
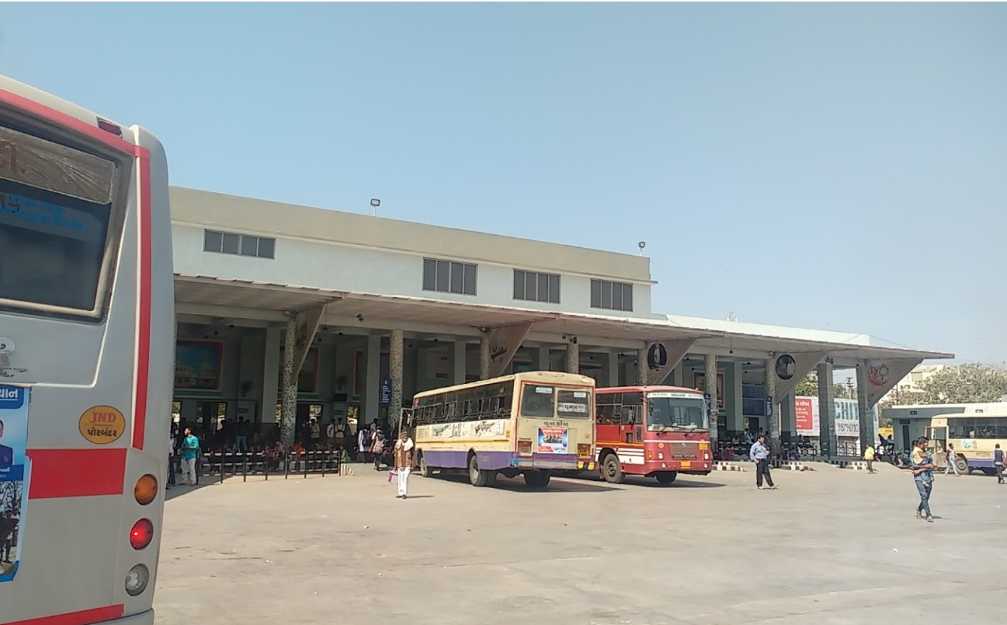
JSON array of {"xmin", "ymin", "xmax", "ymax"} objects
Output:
[
  {"xmin": 134, "ymin": 474, "xmax": 158, "ymax": 505},
  {"xmin": 518, "ymin": 439, "xmax": 532, "ymax": 454},
  {"xmin": 125, "ymin": 564, "xmax": 150, "ymax": 596},
  {"xmin": 130, "ymin": 519, "xmax": 154, "ymax": 550}
]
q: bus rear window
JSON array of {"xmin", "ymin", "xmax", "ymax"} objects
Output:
[
  {"xmin": 557, "ymin": 389, "xmax": 591, "ymax": 418},
  {"xmin": 0, "ymin": 125, "xmax": 116, "ymax": 314},
  {"xmin": 521, "ymin": 385, "xmax": 555, "ymax": 418}
]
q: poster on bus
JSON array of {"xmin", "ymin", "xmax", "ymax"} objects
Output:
[
  {"xmin": 0, "ymin": 385, "xmax": 30, "ymax": 583},
  {"xmin": 536, "ymin": 426, "xmax": 569, "ymax": 454}
]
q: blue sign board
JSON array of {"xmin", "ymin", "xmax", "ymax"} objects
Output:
[{"xmin": 0, "ymin": 385, "xmax": 30, "ymax": 583}]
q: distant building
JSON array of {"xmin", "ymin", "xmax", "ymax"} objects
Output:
[{"xmin": 881, "ymin": 364, "xmax": 947, "ymax": 404}]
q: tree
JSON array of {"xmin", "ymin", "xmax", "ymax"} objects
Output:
[
  {"xmin": 914, "ymin": 364, "xmax": 1007, "ymax": 404},
  {"xmin": 794, "ymin": 374, "xmax": 818, "ymax": 397}
]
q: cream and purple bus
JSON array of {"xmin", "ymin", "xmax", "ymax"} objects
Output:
[
  {"xmin": 413, "ymin": 372, "xmax": 596, "ymax": 489},
  {"xmin": 1, "ymin": 75, "xmax": 173, "ymax": 625}
]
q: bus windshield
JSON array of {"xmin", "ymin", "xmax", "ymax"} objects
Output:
[{"xmin": 647, "ymin": 393, "xmax": 706, "ymax": 430}]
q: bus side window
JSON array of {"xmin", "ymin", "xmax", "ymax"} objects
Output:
[{"xmin": 597, "ymin": 404, "xmax": 614, "ymax": 425}]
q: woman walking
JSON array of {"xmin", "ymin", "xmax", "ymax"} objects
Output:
[
  {"xmin": 371, "ymin": 430, "xmax": 386, "ymax": 471},
  {"xmin": 911, "ymin": 437, "xmax": 936, "ymax": 522}
]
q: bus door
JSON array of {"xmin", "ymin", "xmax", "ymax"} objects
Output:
[{"xmin": 623, "ymin": 401, "xmax": 643, "ymax": 444}]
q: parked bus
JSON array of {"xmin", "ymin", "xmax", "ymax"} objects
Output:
[
  {"xmin": 412, "ymin": 372, "xmax": 596, "ymax": 489},
  {"xmin": 0, "ymin": 75, "xmax": 173, "ymax": 625},
  {"xmin": 595, "ymin": 386, "xmax": 711, "ymax": 484},
  {"xmin": 926, "ymin": 406, "xmax": 1007, "ymax": 475}
]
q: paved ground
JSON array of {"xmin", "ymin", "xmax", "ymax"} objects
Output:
[{"xmin": 155, "ymin": 463, "xmax": 1006, "ymax": 625}]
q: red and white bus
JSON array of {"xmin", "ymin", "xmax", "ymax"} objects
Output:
[
  {"xmin": 0, "ymin": 75, "xmax": 173, "ymax": 625},
  {"xmin": 595, "ymin": 386, "xmax": 711, "ymax": 484}
]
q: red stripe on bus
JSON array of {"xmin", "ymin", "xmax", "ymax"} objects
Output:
[
  {"xmin": 1, "ymin": 605, "xmax": 124, "ymax": 625},
  {"xmin": 0, "ymin": 88, "xmax": 145, "ymax": 158},
  {"xmin": 132, "ymin": 153, "xmax": 152, "ymax": 451},
  {"xmin": 26, "ymin": 449, "xmax": 126, "ymax": 499}
]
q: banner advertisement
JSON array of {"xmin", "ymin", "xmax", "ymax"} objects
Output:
[
  {"xmin": 536, "ymin": 426, "xmax": 569, "ymax": 454},
  {"xmin": 0, "ymin": 385, "xmax": 29, "ymax": 583},
  {"xmin": 794, "ymin": 396, "xmax": 860, "ymax": 437}
]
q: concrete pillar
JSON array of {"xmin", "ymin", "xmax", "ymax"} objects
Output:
[
  {"xmin": 364, "ymin": 334, "xmax": 381, "ymax": 425},
  {"xmin": 817, "ymin": 361, "xmax": 836, "ymax": 458},
  {"xmin": 453, "ymin": 340, "xmax": 467, "ymax": 385},
  {"xmin": 705, "ymin": 353, "xmax": 719, "ymax": 450},
  {"xmin": 766, "ymin": 357, "xmax": 779, "ymax": 453},
  {"xmin": 638, "ymin": 347, "xmax": 649, "ymax": 385},
  {"xmin": 280, "ymin": 317, "xmax": 297, "ymax": 446},
  {"xmin": 781, "ymin": 393, "xmax": 796, "ymax": 438},
  {"xmin": 607, "ymin": 351, "xmax": 620, "ymax": 387},
  {"xmin": 389, "ymin": 329, "xmax": 404, "ymax": 429},
  {"xmin": 537, "ymin": 346, "xmax": 550, "ymax": 371},
  {"xmin": 261, "ymin": 325, "xmax": 281, "ymax": 425},
  {"xmin": 565, "ymin": 339, "xmax": 579, "ymax": 374},
  {"xmin": 732, "ymin": 361, "xmax": 744, "ymax": 434},
  {"xmin": 479, "ymin": 334, "xmax": 490, "ymax": 380},
  {"xmin": 856, "ymin": 362, "xmax": 875, "ymax": 452}
]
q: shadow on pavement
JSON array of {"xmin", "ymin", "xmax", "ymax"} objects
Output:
[{"xmin": 431, "ymin": 473, "xmax": 621, "ymax": 493}]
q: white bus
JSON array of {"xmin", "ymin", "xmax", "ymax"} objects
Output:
[
  {"xmin": 0, "ymin": 75, "xmax": 173, "ymax": 625},
  {"xmin": 412, "ymin": 372, "xmax": 596, "ymax": 489},
  {"xmin": 927, "ymin": 405, "xmax": 1007, "ymax": 475}
]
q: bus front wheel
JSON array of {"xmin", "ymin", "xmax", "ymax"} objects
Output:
[
  {"xmin": 601, "ymin": 453, "xmax": 624, "ymax": 484},
  {"xmin": 524, "ymin": 470, "xmax": 551, "ymax": 489},
  {"xmin": 656, "ymin": 471, "xmax": 677, "ymax": 485},
  {"xmin": 468, "ymin": 454, "xmax": 491, "ymax": 487}
]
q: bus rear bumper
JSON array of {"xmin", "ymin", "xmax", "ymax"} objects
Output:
[{"xmin": 104, "ymin": 609, "xmax": 154, "ymax": 625}]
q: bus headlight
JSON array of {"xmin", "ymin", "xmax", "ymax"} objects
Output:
[{"xmin": 125, "ymin": 564, "xmax": 149, "ymax": 596}]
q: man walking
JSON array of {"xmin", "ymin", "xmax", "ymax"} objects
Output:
[
  {"xmin": 750, "ymin": 433, "xmax": 775, "ymax": 489},
  {"xmin": 995, "ymin": 444, "xmax": 1004, "ymax": 484},
  {"xmin": 911, "ymin": 437, "xmax": 935, "ymax": 522},
  {"xmin": 944, "ymin": 443, "xmax": 961, "ymax": 476},
  {"xmin": 180, "ymin": 427, "xmax": 201, "ymax": 486},
  {"xmin": 864, "ymin": 443, "xmax": 876, "ymax": 474},
  {"xmin": 393, "ymin": 429, "xmax": 414, "ymax": 499}
]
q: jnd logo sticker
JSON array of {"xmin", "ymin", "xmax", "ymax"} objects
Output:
[
  {"xmin": 0, "ymin": 386, "xmax": 24, "ymax": 410},
  {"xmin": 78, "ymin": 405, "xmax": 126, "ymax": 445}
]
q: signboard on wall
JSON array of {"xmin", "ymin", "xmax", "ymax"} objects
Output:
[
  {"xmin": 795, "ymin": 396, "xmax": 860, "ymax": 437},
  {"xmin": 175, "ymin": 340, "xmax": 223, "ymax": 390}
]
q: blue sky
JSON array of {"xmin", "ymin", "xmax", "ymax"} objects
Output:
[{"xmin": 1, "ymin": 3, "xmax": 1003, "ymax": 362}]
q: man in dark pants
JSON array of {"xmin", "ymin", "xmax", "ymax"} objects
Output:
[
  {"xmin": 995, "ymin": 444, "xmax": 1004, "ymax": 484},
  {"xmin": 750, "ymin": 433, "xmax": 776, "ymax": 489}
]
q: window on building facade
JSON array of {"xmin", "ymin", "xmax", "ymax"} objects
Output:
[
  {"xmin": 422, "ymin": 258, "xmax": 477, "ymax": 295},
  {"xmin": 590, "ymin": 279, "xmax": 633, "ymax": 311},
  {"xmin": 204, "ymin": 229, "xmax": 275, "ymax": 259},
  {"xmin": 513, "ymin": 270, "xmax": 560, "ymax": 304}
]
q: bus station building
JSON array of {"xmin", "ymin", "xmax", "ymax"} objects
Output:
[{"xmin": 169, "ymin": 187, "xmax": 952, "ymax": 457}]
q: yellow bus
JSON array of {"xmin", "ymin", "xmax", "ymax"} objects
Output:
[
  {"xmin": 927, "ymin": 405, "xmax": 1007, "ymax": 475},
  {"xmin": 412, "ymin": 372, "xmax": 596, "ymax": 489}
]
